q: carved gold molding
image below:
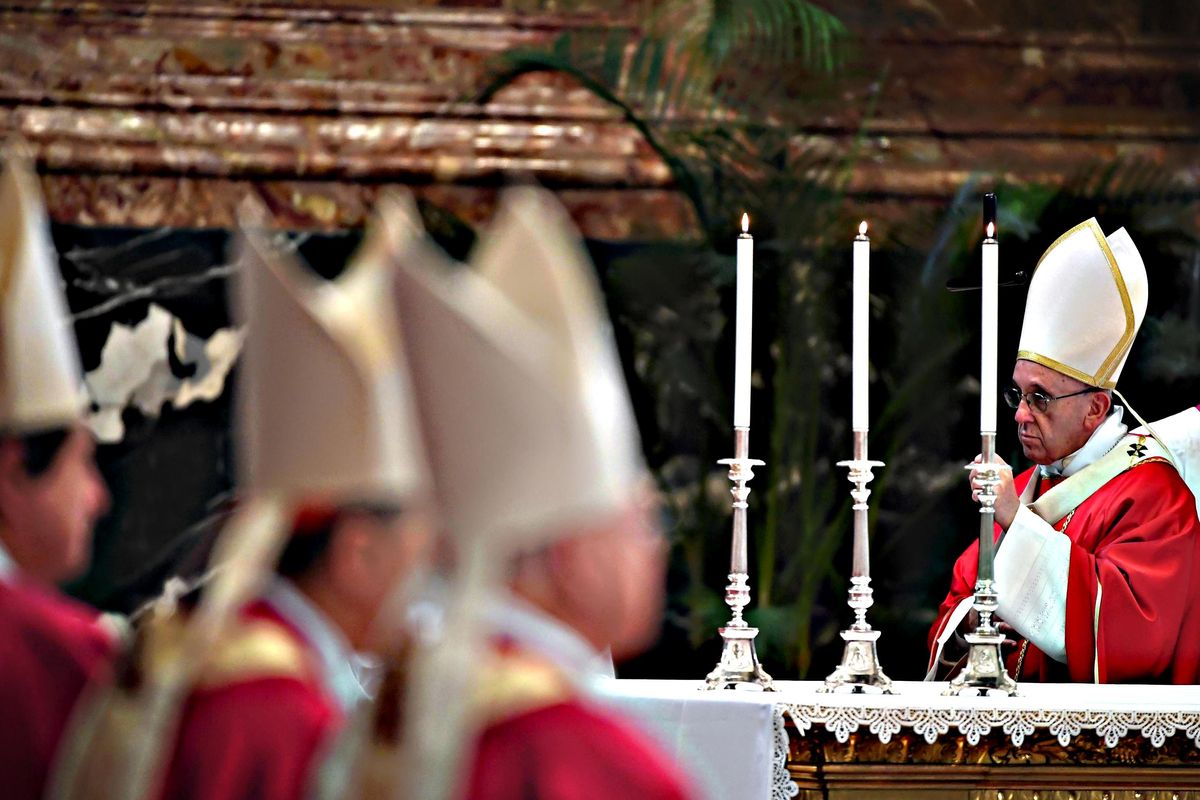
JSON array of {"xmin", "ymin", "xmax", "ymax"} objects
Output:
[
  {"xmin": 970, "ymin": 793, "xmax": 1195, "ymax": 800},
  {"xmin": 789, "ymin": 727, "xmax": 1200, "ymax": 797}
]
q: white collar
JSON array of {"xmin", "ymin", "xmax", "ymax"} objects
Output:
[
  {"xmin": 0, "ymin": 539, "xmax": 13, "ymax": 584},
  {"xmin": 484, "ymin": 591, "xmax": 615, "ymax": 685},
  {"xmin": 261, "ymin": 577, "xmax": 376, "ymax": 713},
  {"xmin": 1040, "ymin": 406, "xmax": 1128, "ymax": 479}
]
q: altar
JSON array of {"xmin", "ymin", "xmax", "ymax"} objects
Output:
[{"xmin": 603, "ymin": 680, "xmax": 1200, "ymax": 800}]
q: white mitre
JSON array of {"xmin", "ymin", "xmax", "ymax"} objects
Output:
[
  {"xmin": 393, "ymin": 186, "xmax": 646, "ymax": 553},
  {"xmin": 1017, "ymin": 218, "xmax": 1148, "ymax": 388},
  {"xmin": 0, "ymin": 151, "xmax": 85, "ymax": 432},
  {"xmin": 234, "ymin": 195, "xmax": 427, "ymax": 505}
]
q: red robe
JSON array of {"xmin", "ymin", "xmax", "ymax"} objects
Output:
[
  {"xmin": 0, "ymin": 578, "xmax": 113, "ymax": 800},
  {"xmin": 158, "ymin": 600, "xmax": 343, "ymax": 800},
  {"xmin": 464, "ymin": 643, "xmax": 695, "ymax": 800},
  {"xmin": 929, "ymin": 458, "xmax": 1200, "ymax": 683}
]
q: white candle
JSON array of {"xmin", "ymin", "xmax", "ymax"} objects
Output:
[
  {"xmin": 734, "ymin": 214, "xmax": 753, "ymax": 428},
  {"xmin": 852, "ymin": 221, "xmax": 869, "ymax": 432},
  {"xmin": 981, "ymin": 221, "xmax": 998, "ymax": 433}
]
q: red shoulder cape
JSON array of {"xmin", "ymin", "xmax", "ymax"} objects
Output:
[
  {"xmin": 466, "ymin": 695, "xmax": 696, "ymax": 800},
  {"xmin": 0, "ymin": 579, "xmax": 113, "ymax": 800},
  {"xmin": 464, "ymin": 640, "xmax": 695, "ymax": 800},
  {"xmin": 157, "ymin": 601, "xmax": 343, "ymax": 800}
]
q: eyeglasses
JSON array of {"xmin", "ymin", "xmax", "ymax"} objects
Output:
[{"xmin": 1003, "ymin": 386, "xmax": 1103, "ymax": 414}]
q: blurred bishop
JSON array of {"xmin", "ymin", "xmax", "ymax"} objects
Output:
[
  {"xmin": 0, "ymin": 149, "xmax": 114, "ymax": 800},
  {"xmin": 50, "ymin": 194, "xmax": 434, "ymax": 800},
  {"xmin": 393, "ymin": 187, "xmax": 696, "ymax": 800}
]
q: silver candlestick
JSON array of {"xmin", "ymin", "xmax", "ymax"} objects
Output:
[
  {"xmin": 704, "ymin": 427, "xmax": 774, "ymax": 691},
  {"xmin": 944, "ymin": 431, "xmax": 1018, "ymax": 696},
  {"xmin": 820, "ymin": 430, "xmax": 892, "ymax": 694}
]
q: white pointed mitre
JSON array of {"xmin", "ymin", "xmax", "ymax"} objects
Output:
[
  {"xmin": 234, "ymin": 196, "xmax": 427, "ymax": 504},
  {"xmin": 393, "ymin": 187, "xmax": 646, "ymax": 552},
  {"xmin": 0, "ymin": 152, "xmax": 84, "ymax": 432},
  {"xmin": 1017, "ymin": 218, "xmax": 1148, "ymax": 388}
]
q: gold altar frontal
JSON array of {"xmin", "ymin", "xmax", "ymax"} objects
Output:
[
  {"xmin": 774, "ymin": 681, "xmax": 1200, "ymax": 800},
  {"xmin": 786, "ymin": 723, "xmax": 1200, "ymax": 800}
]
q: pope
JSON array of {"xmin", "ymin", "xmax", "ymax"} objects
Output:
[{"xmin": 929, "ymin": 219, "xmax": 1200, "ymax": 684}]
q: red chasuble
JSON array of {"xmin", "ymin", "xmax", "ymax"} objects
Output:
[
  {"xmin": 157, "ymin": 601, "xmax": 342, "ymax": 800},
  {"xmin": 929, "ymin": 458, "xmax": 1200, "ymax": 683},
  {"xmin": 464, "ymin": 643, "xmax": 696, "ymax": 800},
  {"xmin": 0, "ymin": 579, "xmax": 113, "ymax": 800}
]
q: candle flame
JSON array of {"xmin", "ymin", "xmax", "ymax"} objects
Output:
[
  {"xmin": 741, "ymin": 213, "xmax": 749, "ymax": 233},
  {"xmin": 858, "ymin": 220, "xmax": 868, "ymax": 236},
  {"xmin": 987, "ymin": 221, "xmax": 995, "ymax": 238}
]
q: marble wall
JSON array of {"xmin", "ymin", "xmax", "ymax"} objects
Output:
[{"xmin": 58, "ymin": 223, "xmax": 369, "ymax": 609}]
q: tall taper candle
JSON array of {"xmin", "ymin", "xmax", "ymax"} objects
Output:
[
  {"xmin": 852, "ymin": 221, "xmax": 870, "ymax": 432},
  {"xmin": 734, "ymin": 214, "xmax": 753, "ymax": 428},
  {"xmin": 981, "ymin": 219, "xmax": 998, "ymax": 433}
]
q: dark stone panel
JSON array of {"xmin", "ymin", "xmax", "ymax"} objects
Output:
[
  {"xmin": 50, "ymin": 214, "xmax": 473, "ymax": 613},
  {"xmin": 51, "ymin": 222, "xmax": 239, "ymax": 611}
]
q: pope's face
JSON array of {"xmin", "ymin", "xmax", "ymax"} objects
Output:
[{"xmin": 1010, "ymin": 360, "xmax": 1103, "ymax": 465}]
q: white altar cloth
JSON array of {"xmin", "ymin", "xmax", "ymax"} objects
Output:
[
  {"xmin": 602, "ymin": 679, "xmax": 1200, "ymax": 800},
  {"xmin": 601, "ymin": 679, "xmax": 782, "ymax": 800}
]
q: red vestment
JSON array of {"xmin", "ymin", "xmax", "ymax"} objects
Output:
[
  {"xmin": 464, "ymin": 643, "xmax": 696, "ymax": 800},
  {"xmin": 158, "ymin": 600, "xmax": 343, "ymax": 800},
  {"xmin": 929, "ymin": 458, "xmax": 1200, "ymax": 683},
  {"xmin": 0, "ymin": 578, "xmax": 112, "ymax": 800}
]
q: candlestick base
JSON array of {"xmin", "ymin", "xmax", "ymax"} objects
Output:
[
  {"xmin": 703, "ymin": 428, "xmax": 774, "ymax": 692},
  {"xmin": 942, "ymin": 628, "xmax": 1018, "ymax": 697},
  {"xmin": 822, "ymin": 435, "xmax": 892, "ymax": 695},
  {"xmin": 704, "ymin": 619, "xmax": 774, "ymax": 692},
  {"xmin": 820, "ymin": 627, "xmax": 892, "ymax": 694}
]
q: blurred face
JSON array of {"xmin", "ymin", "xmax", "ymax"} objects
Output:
[
  {"xmin": 0, "ymin": 426, "xmax": 110, "ymax": 583},
  {"xmin": 543, "ymin": 490, "xmax": 669, "ymax": 661},
  {"xmin": 1011, "ymin": 360, "xmax": 1110, "ymax": 465},
  {"xmin": 326, "ymin": 508, "xmax": 434, "ymax": 636}
]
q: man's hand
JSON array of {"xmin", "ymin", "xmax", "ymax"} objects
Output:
[
  {"xmin": 962, "ymin": 611, "xmax": 1020, "ymax": 650},
  {"xmin": 970, "ymin": 454, "xmax": 1018, "ymax": 530},
  {"xmin": 942, "ymin": 611, "xmax": 1019, "ymax": 673}
]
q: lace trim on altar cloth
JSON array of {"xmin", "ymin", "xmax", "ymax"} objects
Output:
[
  {"xmin": 770, "ymin": 706, "xmax": 799, "ymax": 800},
  {"xmin": 777, "ymin": 703, "xmax": 1200, "ymax": 749}
]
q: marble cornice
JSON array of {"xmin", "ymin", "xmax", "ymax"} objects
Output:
[
  {"xmin": 0, "ymin": 2, "xmax": 1195, "ymax": 235},
  {"xmin": 0, "ymin": 1, "xmax": 700, "ymax": 236}
]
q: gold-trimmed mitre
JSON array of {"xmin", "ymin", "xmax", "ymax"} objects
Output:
[
  {"xmin": 392, "ymin": 186, "xmax": 647, "ymax": 554},
  {"xmin": 235, "ymin": 194, "xmax": 428, "ymax": 505},
  {"xmin": 1017, "ymin": 218, "xmax": 1148, "ymax": 389},
  {"xmin": 0, "ymin": 151, "xmax": 84, "ymax": 432}
]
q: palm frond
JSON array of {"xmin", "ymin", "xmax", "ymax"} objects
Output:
[
  {"xmin": 482, "ymin": 0, "xmax": 847, "ymax": 123},
  {"xmin": 1065, "ymin": 157, "xmax": 1200, "ymax": 208},
  {"xmin": 701, "ymin": 0, "xmax": 847, "ymax": 71}
]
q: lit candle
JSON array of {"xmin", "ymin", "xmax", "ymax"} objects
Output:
[
  {"xmin": 734, "ymin": 214, "xmax": 753, "ymax": 428},
  {"xmin": 852, "ymin": 221, "xmax": 869, "ymax": 432},
  {"xmin": 981, "ymin": 215, "xmax": 998, "ymax": 433}
]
